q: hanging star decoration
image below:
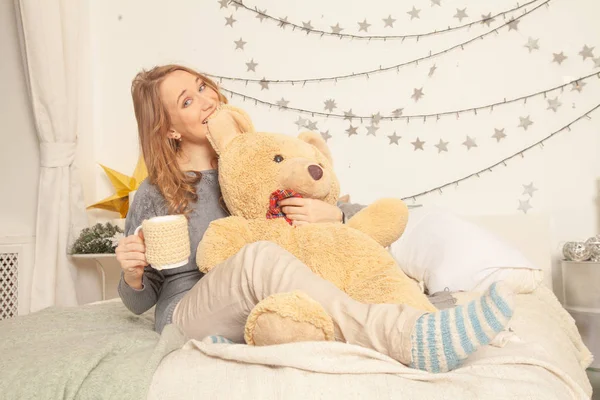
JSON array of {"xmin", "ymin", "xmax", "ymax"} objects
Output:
[
  {"xmin": 435, "ymin": 139, "xmax": 449, "ymax": 153},
  {"xmin": 346, "ymin": 125, "xmax": 359, "ymax": 137},
  {"xmin": 518, "ymin": 115, "xmax": 533, "ymax": 130},
  {"xmin": 407, "ymin": 6, "xmax": 421, "ymax": 20},
  {"xmin": 382, "ymin": 15, "xmax": 396, "ymax": 28},
  {"xmin": 518, "ymin": 199, "xmax": 532, "ymax": 214},
  {"xmin": 552, "ymin": 52, "xmax": 567, "ymax": 65},
  {"xmin": 454, "ymin": 8, "xmax": 468, "ymax": 23},
  {"xmin": 578, "ymin": 45, "xmax": 595, "ymax": 60},
  {"xmin": 524, "ymin": 37, "xmax": 539, "ymax": 53},
  {"xmin": 388, "ymin": 131, "xmax": 401, "ymax": 145},
  {"xmin": 87, "ymin": 156, "xmax": 148, "ymax": 218},
  {"xmin": 225, "ymin": 14, "xmax": 236, "ymax": 27},
  {"xmin": 547, "ymin": 97, "xmax": 561, "ymax": 112},
  {"xmin": 358, "ymin": 19, "xmax": 371, "ymax": 32},
  {"xmin": 522, "ymin": 182, "xmax": 538, "ymax": 197},
  {"xmin": 320, "ymin": 130, "xmax": 332, "ymax": 142},
  {"xmin": 411, "ymin": 87, "xmax": 424, "ymax": 102},
  {"xmin": 412, "ymin": 137, "xmax": 425, "ymax": 150},
  {"xmin": 462, "ymin": 136, "xmax": 477, "ymax": 150},
  {"xmin": 492, "ymin": 128, "xmax": 507, "ymax": 142},
  {"xmin": 324, "ymin": 99, "xmax": 337, "ymax": 112},
  {"xmin": 572, "ymin": 81, "xmax": 586, "ymax": 92},
  {"xmin": 366, "ymin": 125, "xmax": 379, "ymax": 136},
  {"xmin": 234, "ymin": 38, "xmax": 246, "ymax": 50},
  {"xmin": 481, "ymin": 13, "xmax": 494, "ymax": 26}
]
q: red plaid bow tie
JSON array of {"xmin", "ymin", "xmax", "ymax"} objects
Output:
[{"xmin": 266, "ymin": 189, "xmax": 303, "ymax": 225}]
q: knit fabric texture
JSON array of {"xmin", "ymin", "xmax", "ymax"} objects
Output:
[
  {"xmin": 266, "ymin": 189, "xmax": 303, "ymax": 225},
  {"xmin": 410, "ymin": 281, "xmax": 515, "ymax": 373},
  {"xmin": 142, "ymin": 215, "xmax": 191, "ymax": 269}
]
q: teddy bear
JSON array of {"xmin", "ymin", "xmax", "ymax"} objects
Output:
[{"xmin": 197, "ymin": 105, "xmax": 436, "ymax": 346}]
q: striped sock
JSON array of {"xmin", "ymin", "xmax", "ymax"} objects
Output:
[{"xmin": 409, "ymin": 281, "xmax": 515, "ymax": 373}]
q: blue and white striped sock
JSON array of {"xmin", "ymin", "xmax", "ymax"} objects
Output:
[
  {"xmin": 203, "ymin": 335, "xmax": 234, "ymax": 345},
  {"xmin": 409, "ymin": 281, "xmax": 515, "ymax": 373}
]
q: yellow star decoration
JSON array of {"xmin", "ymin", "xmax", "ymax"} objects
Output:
[{"xmin": 87, "ymin": 156, "xmax": 148, "ymax": 218}]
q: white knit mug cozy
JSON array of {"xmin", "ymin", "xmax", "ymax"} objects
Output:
[{"xmin": 134, "ymin": 215, "xmax": 191, "ymax": 270}]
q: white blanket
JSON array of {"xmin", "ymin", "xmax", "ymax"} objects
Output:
[{"xmin": 148, "ymin": 286, "xmax": 593, "ymax": 400}]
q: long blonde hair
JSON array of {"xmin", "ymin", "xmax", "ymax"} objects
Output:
[{"xmin": 131, "ymin": 64, "xmax": 228, "ymax": 215}]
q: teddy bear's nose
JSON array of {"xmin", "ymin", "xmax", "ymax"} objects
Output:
[{"xmin": 308, "ymin": 165, "xmax": 323, "ymax": 181}]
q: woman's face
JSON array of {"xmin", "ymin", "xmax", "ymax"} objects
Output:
[{"xmin": 160, "ymin": 70, "xmax": 220, "ymax": 142}]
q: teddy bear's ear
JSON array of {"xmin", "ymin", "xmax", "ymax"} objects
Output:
[
  {"xmin": 205, "ymin": 105, "xmax": 255, "ymax": 155},
  {"xmin": 297, "ymin": 131, "xmax": 333, "ymax": 164}
]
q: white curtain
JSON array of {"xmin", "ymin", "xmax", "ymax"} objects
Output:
[{"xmin": 15, "ymin": 0, "xmax": 88, "ymax": 311}]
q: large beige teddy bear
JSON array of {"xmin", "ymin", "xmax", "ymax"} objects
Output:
[{"xmin": 197, "ymin": 105, "xmax": 436, "ymax": 346}]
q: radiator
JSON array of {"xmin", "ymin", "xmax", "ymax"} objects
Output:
[{"xmin": 0, "ymin": 250, "xmax": 19, "ymax": 320}]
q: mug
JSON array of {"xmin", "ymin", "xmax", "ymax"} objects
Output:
[{"xmin": 134, "ymin": 215, "xmax": 190, "ymax": 270}]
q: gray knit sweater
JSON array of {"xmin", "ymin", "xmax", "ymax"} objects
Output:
[{"xmin": 118, "ymin": 170, "xmax": 365, "ymax": 333}]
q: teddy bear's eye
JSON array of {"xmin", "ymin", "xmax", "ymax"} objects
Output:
[{"xmin": 273, "ymin": 155, "xmax": 284, "ymax": 163}]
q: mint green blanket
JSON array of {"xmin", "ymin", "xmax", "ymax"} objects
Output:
[{"xmin": 0, "ymin": 301, "xmax": 185, "ymax": 400}]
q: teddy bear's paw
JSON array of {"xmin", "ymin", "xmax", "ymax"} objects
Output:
[{"xmin": 244, "ymin": 291, "xmax": 335, "ymax": 346}]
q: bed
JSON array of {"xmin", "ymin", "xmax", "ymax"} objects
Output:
[{"xmin": 0, "ymin": 212, "xmax": 594, "ymax": 400}]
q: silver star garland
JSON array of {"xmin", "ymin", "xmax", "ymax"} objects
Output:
[
  {"xmin": 392, "ymin": 108, "xmax": 404, "ymax": 117},
  {"xmin": 407, "ymin": 6, "xmax": 421, "ymax": 20},
  {"xmin": 246, "ymin": 59, "xmax": 258, "ymax": 72},
  {"xmin": 234, "ymin": 38, "xmax": 246, "ymax": 50},
  {"xmin": 302, "ymin": 21, "xmax": 314, "ymax": 30},
  {"xmin": 518, "ymin": 199, "xmax": 532, "ymax": 214},
  {"xmin": 255, "ymin": 9, "xmax": 267, "ymax": 22},
  {"xmin": 294, "ymin": 117, "xmax": 307, "ymax": 129},
  {"xmin": 320, "ymin": 130, "xmax": 332, "ymax": 142},
  {"xmin": 435, "ymin": 139, "xmax": 449, "ymax": 153},
  {"xmin": 346, "ymin": 125, "xmax": 359, "ymax": 137},
  {"xmin": 431, "ymin": 0, "xmax": 441, "ymax": 6},
  {"xmin": 218, "ymin": 0, "xmax": 228, "ymax": 9},
  {"xmin": 276, "ymin": 98, "xmax": 289, "ymax": 108},
  {"xmin": 552, "ymin": 52, "xmax": 567, "ymax": 65},
  {"xmin": 306, "ymin": 120, "xmax": 318, "ymax": 130},
  {"xmin": 518, "ymin": 116, "xmax": 533, "ymax": 130},
  {"xmin": 507, "ymin": 18, "xmax": 519, "ymax": 31},
  {"xmin": 492, "ymin": 128, "xmax": 507, "ymax": 142},
  {"xmin": 225, "ymin": 14, "xmax": 236, "ymax": 27},
  {"xmin": 454, "ymin": 8, "xmax": 468, "ymax": 22},
  {"xmin": 412, "ymin": 138, "xmax": 425, "ymax": 150},
  {"xmin": 524, "ymin": 37, "xmax": 539, "ymax": 53},
  {"xmin": 358, "ymin": 19, "xmax": 371, "ymax": 32},
  {"xmin": 463, "ymin": 136, "xmax": 477, "ymax": 150},
  {"xmin": 522, "ymin": 182, "xmax": 538, "ymax": 197},
  {"xmin": 371, "ymin": 112, "xmax": 382, "ymax": 125},
  {"xmin": 572, "ymin": 81, "xmax": 586, "ymax": 92},
  {"xmin": 343, "ymin": 109, "xmax": 355, "ymax": 121},
  {"xmin": 259, "ymin": 79, "xmax": 269, "ymax": 90},
  {"xmin": 579, "ymin": 45, "xmax": 595, "ymax": 60},
  {"xmin": 366, "ymin": 125, "xmax": 379, "ymax": 136},
  {"xmin": 547, "ymin": 97, "xmax": 561, "ymax": 112},
  {"xmin": 411, "ymin": 87, "xmax": 424, "ymax": 102},
  {"xmin": 388, "ymin": 131, "xmax": 401, "ymax": 145},
  {"xmin": 324, "ymin": 99, "xmax": 337, "ymax": 112},
  {"xmin": 428, "ymin": 64, "xmax": 437, "ymax": 77},
  {"xmin": 481, "ymin": 13, "xmax": 495, "ymax": 26},
  {"xmin": 330, "ymin": 23, "xmax": 343, "ymax": 34},
  {"xmin": 382, "ymin": 15, "xmax": 396, "ymax": 28}
]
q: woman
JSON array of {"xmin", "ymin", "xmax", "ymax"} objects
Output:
[{"xmin": 116, "ymin": 64, "xmax": 515, "ymax": 374}]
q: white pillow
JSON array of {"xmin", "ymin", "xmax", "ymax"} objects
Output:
[{"xmin": 389, "ymin": 206, "xmax": 543, "ymax": 294}]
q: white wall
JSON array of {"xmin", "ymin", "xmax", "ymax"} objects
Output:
[
  {"xmin": 0, "ymin": 0, "xmax": 39, "ymax": 314},
  {"xmin": 84, "ymin": 0, "xmax": 600, "ymax": 300},
  {"xmin": 4, "ymin": 0, "xmax": 598, "ymax": 304}
]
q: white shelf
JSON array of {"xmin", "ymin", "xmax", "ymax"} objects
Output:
[{"xmin": 70, "ymin": 253, "xmax": 116, "ymax": 258}]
